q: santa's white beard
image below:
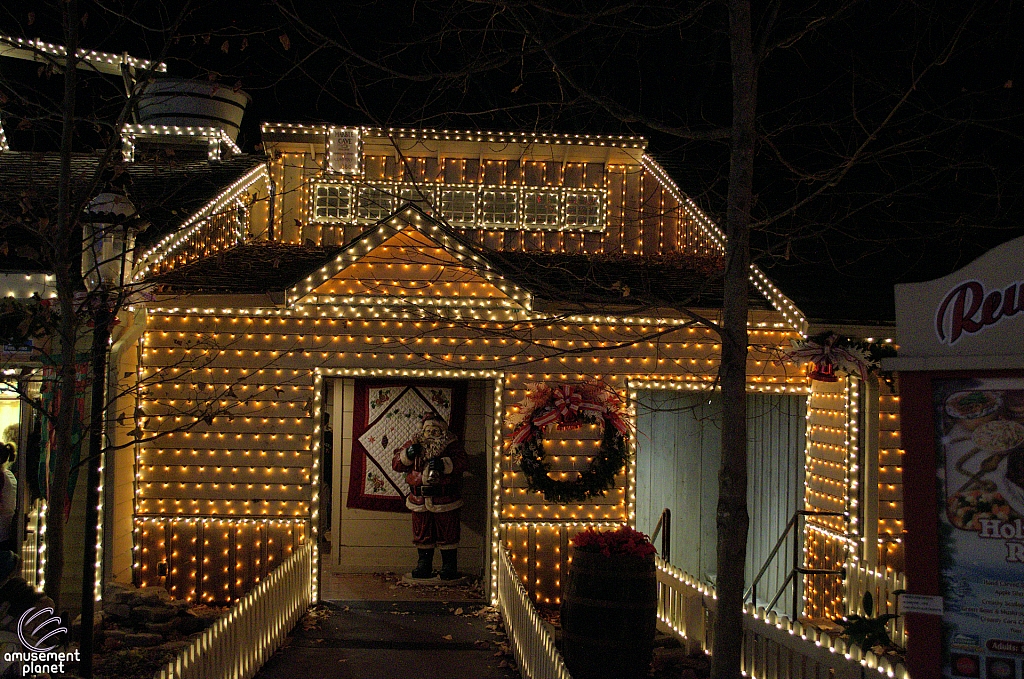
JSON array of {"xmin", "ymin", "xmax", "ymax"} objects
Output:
[{"xmin": 420, "ymin": 435, "xmax": 447, "ymax": 459}]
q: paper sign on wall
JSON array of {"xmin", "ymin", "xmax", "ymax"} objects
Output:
[{"xmin": 328, "ymin": 126, "xmax": 361, "ymax": 174}]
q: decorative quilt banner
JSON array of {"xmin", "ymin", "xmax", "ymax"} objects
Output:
[{"xmin": 346, "ymin": 381, "xmax": 467, "ymax": 512}]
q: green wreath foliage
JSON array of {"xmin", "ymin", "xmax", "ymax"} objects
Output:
[{"xmin": 515, "ymin": 410, "xmax": 628, "ymax": 504}]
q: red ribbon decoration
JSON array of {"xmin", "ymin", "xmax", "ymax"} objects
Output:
[{"xmin": 510, "ymin": 383, "xmax": 628, "ymax": 442}]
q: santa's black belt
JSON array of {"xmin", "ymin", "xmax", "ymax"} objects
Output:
[{"xmin": 411, "ymin": 485, "xmax": 452, "ymax": 497}]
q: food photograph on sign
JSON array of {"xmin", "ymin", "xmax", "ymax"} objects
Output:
[{"xmin": 935, "ymin": 378, "xmax": 1024, "ymax": 677}]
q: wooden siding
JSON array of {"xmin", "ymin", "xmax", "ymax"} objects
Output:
[
  {"xmin": 634, "ymin": 390, "xmax": 805, "ymax": 616},
  {"xmin": 876, "ymin": 382, "xmax": 905, "ymax": 572},
  {"xmin": 135, "ymin": 314, "xmax": 800, "ymax": 602},
  {"xmin": 803, "ymin": 378, "xmax": 851, "ymax": 621},
  {"xmin": 135, "ymin": 230, "xmax": 804, "ymax": 602},
  {"xmin": 265, "ymin": 154, "xmax": 717, "ymax": 259},
  {"xmin": 801, "ymin": 376, "xmax": 906, "ymax": 620}
]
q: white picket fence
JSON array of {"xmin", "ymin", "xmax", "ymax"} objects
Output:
[
  {"xmin": 845, "ymin": 563, "xmax": 907, "ymax": 649},
  {"xmin": 156, "ymin": 542, "xmax": 313, "ymax": 679},
  {"xmin": 655, "ymin": 557, "xmax": 909, "ymax": 679},
  {"xmin": 496, "ymin": 545, "xmax": 572, "ymax": 679}
]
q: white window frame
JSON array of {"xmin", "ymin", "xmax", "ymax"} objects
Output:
[
  {"xmin": 357, "ymin": 184, "xmax": 398, "ymax": 221},
  {"xmin": 309, "ymin": 178, "xmax": 607, "ymax": 232},
  {"xmin": 440, "ymin": 188, "xmax": 478, "ymax": 225},
  {"xmin": 312, "ymin": 183, "xmax": 356, "ymax": 222},
  {"xmin": 564, "ymin": 189, "xmax": 603, "ymax": 229},
  {"xmin": 480, "ymin": 190, "xmax": 519, "ymax": 227},
  {"xmin": 521, "ymin": 190, "xmax": 561, "ymax": 228}
]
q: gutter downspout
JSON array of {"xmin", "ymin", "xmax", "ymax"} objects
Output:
[{"xmin": 100, "ymin": 307, "xmax": 147, "ymax": 588}]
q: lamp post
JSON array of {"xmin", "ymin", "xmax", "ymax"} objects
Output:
[{"xmin": 79, "ymin": 187, "xmax": 139, "ymax": 679}]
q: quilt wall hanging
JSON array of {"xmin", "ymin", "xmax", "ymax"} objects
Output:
[{"xmin": 346, "ymin": 380, "xmax": 467, "ymax": 512}]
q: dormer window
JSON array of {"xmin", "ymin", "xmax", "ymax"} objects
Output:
[
  {"xmin": 481, "ymin": 190, "xmax": 518, "ymax": 226},
  {"xmin": 522, "ymin": 190, "xmax": 560, "ymax": 227},
  {"xmin": 440, "ymin": 189, "xmax": 477, "ymax": 225},
  {"xmin": 313, "ymin": 183, "xmax": 354, "ymax": 221}
]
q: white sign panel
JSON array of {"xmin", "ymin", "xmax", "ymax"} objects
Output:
[
  {"xmin": 892, "ymin": 235, "xmax": 1024, "ymax": 369},
  {"xmin": 327, "ymin": 126, "xmax": 362, "ymax": 174},
  {"xmin": 898, "ymin": 593, "xmax": 943, "ymax": 616}
]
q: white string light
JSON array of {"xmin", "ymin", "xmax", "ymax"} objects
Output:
[{"xmin": 0, "ymin": 35, "xmax": 167, "ymax": 75}]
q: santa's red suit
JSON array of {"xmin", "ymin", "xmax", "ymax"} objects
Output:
[{"xmin": 392, "ymin": 431, "xmax": 468, "ymax": 547}]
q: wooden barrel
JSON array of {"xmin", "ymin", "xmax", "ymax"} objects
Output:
[{"xmin": 560, "ymin": 549, "xmax": 658, "ymax": 679}]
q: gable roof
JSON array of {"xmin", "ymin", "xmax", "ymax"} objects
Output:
[
  {"xmin": 301, "ymin": 228, "xmax": 520, "ymax": 309},
  {"xmin": 285, "ymin": 204, "xmax": 533, "ymax": 309},
  {"xmin": 148, "ymin": 203, "xmax": 792, "ymax": 331}
]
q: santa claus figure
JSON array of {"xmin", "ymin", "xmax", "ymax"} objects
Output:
[{"xmin": 392, "ymin": 412, "xmax": 468, "ymax": 579}]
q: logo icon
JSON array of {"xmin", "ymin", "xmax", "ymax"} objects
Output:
[{"xmin": 17, "ymin": 607, "xmax": 65, "ymax": 653}]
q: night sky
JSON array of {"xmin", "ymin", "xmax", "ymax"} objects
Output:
[{"xmin": 2, "ymin": 1, "xmax": 1022, "ymax": 322}]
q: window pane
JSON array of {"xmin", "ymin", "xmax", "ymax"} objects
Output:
[
  {"xmin": 481, "ymin": 191, "xmax": 518, "ymax": 226},
  {"xmin": 440, "ymin": 189, "xmax": 477, "ymax": 224},
  {"xmin": 564, "ymin": 191, "xmax": 602, "ymax": 228},
  {"xmin": 522, "ymin": 191, "xmax": 560, "ymax": 227},
  {"xmin": 357, "ymin": 186, "xmax": 396, "ymax": 221},
  {"xmin": 398, "ymin": 186, "xmax": 435, "ymax": 212},
  {"xmin": 312, "ymin": 183, "xmax": 354, "ymax": 222}
]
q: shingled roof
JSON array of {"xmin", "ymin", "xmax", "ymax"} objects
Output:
[
  {"xmin": 0, "ymin": 151, "xmax": 265, "ymax": 272},
  {"xmin": 487, "ymin": 251, "xmax": 768, "ymax": 311},
  {"xmin": 148, "ymin": 225, "xmax": 770, "ymax": 313},
  {"xmin": 149, "ymin": 241, "xmax": 342, "ymax": 294}
]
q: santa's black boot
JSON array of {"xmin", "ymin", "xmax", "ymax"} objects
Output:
[
  {"xmin": 439, "ymin": 548, "xmax": 459, "ymax": 580},
  {"xmin": 411, "ymin": 548, "xmax": 435, "ymax": 579}
]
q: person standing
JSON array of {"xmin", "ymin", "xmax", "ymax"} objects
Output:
[
  {"xmin": 0, "ymin": 443, "xmax": 17, "ymax": 552},
  {"xmin": 392, "ymin": 413, "xmax": 467, "ymax": 579}
]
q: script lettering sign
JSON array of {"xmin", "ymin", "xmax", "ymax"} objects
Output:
[{"xmin": 936, "ymin": 280, "xmax": 1024, "ymax": 345}]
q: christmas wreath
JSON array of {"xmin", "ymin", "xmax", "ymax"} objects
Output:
[{"xmin": 509, "ymin": 383, "xmax": 629, "ymax": 503}]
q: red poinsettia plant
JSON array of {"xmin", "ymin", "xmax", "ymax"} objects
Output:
[{"xmin": 571, "ymin": 525, "xmax": 657, "ymax": 559}]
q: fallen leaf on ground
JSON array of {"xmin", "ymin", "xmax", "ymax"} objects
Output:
[{"xmin": 442, "ymin": 634, "xmax": 453, "ymax": 640}]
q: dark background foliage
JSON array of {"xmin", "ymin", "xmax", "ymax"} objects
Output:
[{"xmin": 2, "ymin": 0, "xmax": 1022, "ymax": 321}]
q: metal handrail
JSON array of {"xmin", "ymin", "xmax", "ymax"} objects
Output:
[
  {"xmin": 650, "ymin": 507, "xmax": 671, "ymax": 561},
  {"xmin": 745, "ymin": 509, "xmax": 847, "ymax": 619}
]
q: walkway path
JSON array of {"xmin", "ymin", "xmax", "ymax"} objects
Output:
[{"xmin": 254, "ymin": 574, "xmax": 520, "ymax": 679}]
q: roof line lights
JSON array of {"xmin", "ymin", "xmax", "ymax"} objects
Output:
[
  {"xmin": 133, "ymin": 164, "xmax": 268, "ymax": 281},
  {"xmin": 285, "ymin": 205, "xmax": 534, "ymax": 311},
  {"xmin": 0, "ymin": 34, "xmax": 167, "ymax": 76},
  {"xmin": 641, "ymin": 154, "xmax": 808, "ymax": 334},
  {"xmin": 259, "ymin": 123, "xmax": 647, "ymax": 150},
  {"xmin": 121, "ymin": 124, "xmax": 241, "ymax": 163}
]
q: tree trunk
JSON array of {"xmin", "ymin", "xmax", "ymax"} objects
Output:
[
  {"xmin": 711, "ymin": 0, "xmax": 756, "ymax": 677},
  {"xmin": 45, "ymin": 0, "xmax": 81, "ymax": 613}
]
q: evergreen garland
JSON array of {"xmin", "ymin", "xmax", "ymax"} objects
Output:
[{"xmin": 515, "ymin": 409, "xmax": 628, "ymax": 503}]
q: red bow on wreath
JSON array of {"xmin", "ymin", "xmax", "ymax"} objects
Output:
[
  {"xmin": 550, "ymin": 385, "xmax": 584, "ymax": 429},
  {"xmin": 510, "ymin": 383, "xmax": 630, "ymax": 445}
]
